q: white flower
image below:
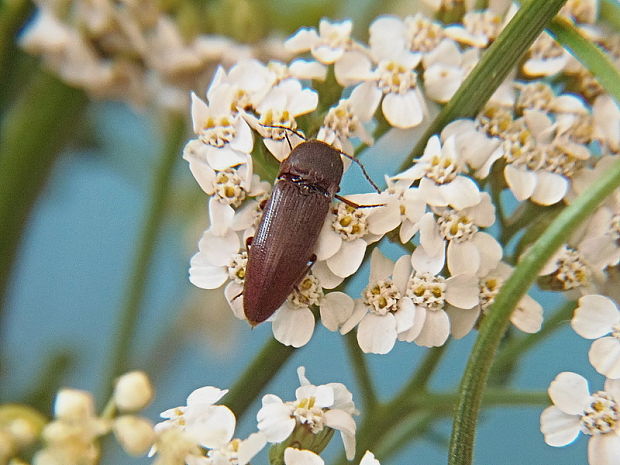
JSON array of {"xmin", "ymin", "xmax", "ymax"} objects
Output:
[
  {"xmin": 257, "ymin": 367, "xmax": 357, "ymax": 460},
  {"xmin": 187, "ymin": 87, "xmax": 254, "ymax": 171},
  {"xmin": 523, "ymin": 32, "xmax": 570, "ymax": 77},
  {"xmin": 266, "ymin": 59, "xmax": 328, "ymax": 83},
  {"xmin": 384, "ymin": 177, "xmax": 427, "ymax": 243},
  {"xmin": 444, "ymin": 10, "xmax": 503, "ymax": 48},
  {"xmin": 540, "ymin": 372, "xmax": 620, "ymax": 465},
  {"xmin": 396, "ymin": 251, "xmax": 479, "ymax": 347},
  {"xmin": 285, "ymin": 19, "xmax": 356, "ymax": 64},
  {"xmin": 572, "ymin": 295, "xmax": 620, "ymax": 379},
  {"xmin": 341, "ymin": 250, "xmax": 416, "ymax": 354},
  {"xmin": 395, "ymin": 135, "xmax": 482, "ymax": 210},
  {"xmin": 244, "ymin": 79, "xmax": 318, "ymax": 161},
  {"xmin": 335, "ymin": 21, "xmax": 427, "ymax": 129},
  {"xmin": 413, "ymin": 193, "xmax": 501, "ymax": 277},
  {"xmin": 423, "ymin": 39, "xmax": 479, "ymax": 103},
  {"xmin": 155, "ymin": 386, "xmax": 236, "ymax": 451},
  {"xmin": 446, "ymin": 262, "xmax": 543, "ymax": 338},
  {"xmin": 314, "ymin": 194, "xmax": 401, "ymax": 278}
]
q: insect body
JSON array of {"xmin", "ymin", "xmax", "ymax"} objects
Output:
[{"xmin": 243, "ymin": 140, "xmax": 343, "ymax": 326}]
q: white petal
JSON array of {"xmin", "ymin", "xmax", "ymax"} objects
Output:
[
  {"xmin": 315, "ymin": 219, "xmax": 342, "ymax": 261},
  {"xmin": 445, "ymin": 274, "xmax": 479, "ymax": 309},
  {"xmin": 285, "ymin": 28, "xmax": 319, "ymax": 53},
  {"xmin": 398, "ymin": 302, "xmax": 426, "ymax": 342},
  {"xmin": 471, "ymin": 232, "xmax": 503, "ymax": 276},
  {"xmin": 349, "ymin": 81, "xmax": 383, "ymax": 121},
  {"xmin": 510, "ymin": 295, "xmax": 543, "ymax": 333},
  {"xmin": 572, "ymin": 295, "xmax": 618, "ymax": 339},
  {"xmin": 445, "ymin": 306, "xmax": 480, "ymax": 339},
  {"xmin": 224, "ymin": 282, "xmax": 245, "ymax": 320},
  {"xmin": 394, "ymin": 297, "xmax": 416, "ymax": 332},
  {"xmin": 334, "ymin": 53, "xmax": 375, "ymax": 86},
  {"xmin": 186, "ymin": 157, "xmax": 216, "ymax": 194},
  {"xmin": 414, "ymin": 309, "xmax": 450, "ymax": 347},
  {"xmin": 548, "ymin": 372, "xmax": 591, "ymax": 415},
  {"xmin": 185, "ymin": 405, "xmax": 236, "ymax": 449},
  {"xmin": 418, "ymin": 212, "xmax": 443, "ymax": 257},
  {"xmin": 230, "ymin": 117, "xmax": 254, "ymax": 154},
  {"xmin": 588, "ymin": 434, "xmax": 620, "ymax": 465},
  {"xmin": 504, "ymin": 164, "xmax": 536, "ymax": 201},
  {"xmin": 197, "ymin": 230, "xmax": 240, "ymax": 267},
  {"xmin": 237, "ymin": 433, "xmax": 267, "ymax": 465},
  {"xmin": 357, "ymin": 313, "xmax": 397, "ymax": 354},
  {"xmin": 382, "ymin": 91, "xmax": 424, "ymax": 129},
  {"xmin": 411, "ymin": 243, "xmax": 445, "ymax": 276},
  {"xmin": 191, "ymin": 92, "xmax": 210, "ymax": 134},
  {"xmin": 257, "ymin": 398, "xmax": 295, "ymax": 442},
  {"xmin": 531, "ymin": 171, "xmax": 568, "ymax": 205},
  {"xmin": 327, "ymin": 239, "xmax": 367, "ymax": 278},
  {"xmin": 206, "ymin": 146, "xmax": 249, "ymax": 170},
  {"xmin": 540, "ymin": 406, "xmax": 581, "ymax": 447},
  {"xmin": 368, "ymin": 200, "xmax": 401, "ymax": 235},
  {"xmin": 440, "ymin": 176, "xmax": 481, "ymax": 210},
  {"xmin": 264, "ymin": 138, "xmax": 292, "ymax": 162},
  {"xmin": 523, "ymin": 56, "xmax": 568, "ymax": 77},
  {"xmin": 424, "ymin": 64, "xmax": 463, "ymax": 103},
  {"xmin": 393, "ymin": 255, "xmax": 412, "ymax": 294},
  {"xmin": 320, "ymin": 292, "xmax": 355, "ymax": 332},
  {"xmin": 589, "ymin": 337, "xmax": 620, "ymax": 379},
  {"xmin": 340, "ymin": 300, "xmax": 370, "ymax": 334},
  {"xmin": 447, "ymin": 240, "xmax": 480, "ymax": 276},
  {"xmin": 209, "ymin": 197, "xmax": 235, "ymax": 237},
  {"xmin": 189, "ymin": 254, "xmax": 228, "ymax": 289},
  {"xmin": 419, "ymin": 177, "xmax": 448, "ymax": 207},
  {"xmin": 289, "ymin": 59, "xmax": 328, "ymax": 81},
  {"xmin": 284, "ymin": 448, "xmax": 324, "ymax": 465},
  {"xmin": 187, "ymin": 386, "xmax": 229, "ymax": 406},
  {"xmin": 360, "ymin": 451, "xmax": 380, "ymax": 465},
  {"xmin": 272, "ymin": 305, "xmax": 315, "ymax": 348},
  {"xmin": 311, "ymin": 260, "xmax": 344, "ymax": 289},
  {"xmin": 369, "ymin": 248, "xmax": 394, "ymax": 282},
  {"xmin": 324, "ymin": 409, "xmax": 356, "ymax": 459}
]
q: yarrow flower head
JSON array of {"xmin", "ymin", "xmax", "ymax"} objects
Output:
[
  {"xmin": 257, "ymin": 367, "xmax": 357, "ymax": 460},
  {"xmin": 541, "ymin": 372, "xmax": 620, "ymax": 465}
]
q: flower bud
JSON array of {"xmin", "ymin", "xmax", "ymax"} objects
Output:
[
  {"xmin": 113, "ymin": 415, "xmax": 155, "ymax": 456},
  {"xmin": 54, "ymin": 389, "xmax": 95, "ymax": 421},
  {"xmin": 113, "ymin": 371, "xmax": 154, "ymax": 412}
]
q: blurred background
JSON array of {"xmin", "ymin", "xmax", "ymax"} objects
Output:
[{"xmin": 0, "ymin": 0, "xmax": 608, "ymax": 463}]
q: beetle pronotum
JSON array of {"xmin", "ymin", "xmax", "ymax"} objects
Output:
[{"xmin": 243, "ymin": 128, "xmax": 381, "ymax": 326}]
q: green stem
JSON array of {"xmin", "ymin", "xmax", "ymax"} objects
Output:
[
  {"xmin": 100, "ymin": 113, "xmax": 186, "ymax": 400},
  {"xmin": 448, "ymin": 158, "xmax": 620, "ymax": 465},
  {"xmin": 345, "ymin": 331, "xmax": 378, "ymax": 412},
  {"xmin": 548, "ymin": 16, "xmax": 620, "ymax": 102},
  {"xmin": 492, "ymin": 300, "xmax": 575, "ymax": 375},
  {"xmin": 400, "ymin": 0, "xmax": 568, "ymax": 171},
  {"xmin": 223, "ymin": 337, "xmax": 296, "ymax": 418},
  {"xmin": 0, "ymin": 72, "xmax": 87, "ymax": 373},
  {"xmin": 601, "ymin": 0, "xmax": 620, "ymax": 30}
]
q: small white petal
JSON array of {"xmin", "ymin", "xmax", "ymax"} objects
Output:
[
  {"xmin": 272, "ymin": 305, "xmax": 315, "ymax": 348},
  {"xmin": 189, "ymin": 254, "xmax": 228, "ymax": 289},
  {"xmin": 334, "ymin": 53, "xmax": 375, "ymax": 86},
  {"xmin": 187, "ymin": 386, "xmax": 229, "ymax": 407},
  {"xmin": 510, "ymin": 295, "xmax": 543, "ymax": 334},
  {"xmin": 540, "ymin": 406, "xmax": 581, "ymax": 447},
  {"xmin": 382, "ymin": 91, "xmax": 424, "ymax": 129},
  {"xmin": 504, "ymin": 165, "xmax": 536, "ymax": 201},
  {"xmin": 447, "ymin": 240, "xmax": 480, "ymax": 276},
  {"xmin": 472, "ymin": 232, "xmax": 503, "ymax": 276},
  {"xmin": 589, "ymin": 337, "xmax": 620, "ymax": 379},
  {"xmin": 548, "ymin": 372, "xmax": 591, "ymax": 415},
  {"xmin": 284, "ymin": 448, "xmax": 324, "ymax": 465},
  {"xmin": 411, "ymin": 242, "xmax": 445, "ymax": 276},
  {"xmin": 312, "ymin": 260, "xmax": 344, "ymax": 289},
  {"xmin": 445, "ymin": 306, "xmax": 480, "ymax": 339},
  {"xmin": 418, "ymin": 212, "xmax": 443, "ymax": 257},
  {"xmin": 237, "ymin": 433, "xmax": 267, "ymax": 465},
  {"xmin": 531, "ymin": 171, "xmax": 568, "ymax": 206},
  {"xmin": 394, "ymin": 297, "xmax": 416, "ymax": 333},
  {"xmin": 572, "ymin": 295, "xmax": 618, "ymax": 339},
  {"xmin": 285, "ymin": 28, "xmax": 319, "ymax": 53},
  {"xmin": 419, "ymin": 177, "xmax": 448, "ymax": 207},
  {"xmin": 206, "ymin": 146, "xmax": 249, "ymax": 171},
  {"xmin": 198, "ymin": 230, "xmax": 240, "ymax": 267},
  {"xmin": 209, "ymin": 197, "xmax": 235, "ymax": 237},
  {"xmin": 185, "ymin": 405, "xmax": 236, "ymax": 449},
  {"xmin": 369, "ymin": 248, "xmax": 394, "ymax": 282},
  {"xmin": 360, "ymin": 451, "xmax": 380, "ymax": 465},
  {"xmin": 324, "ymin": 409, "xmax": 356, "ymax": 459},
  {"xmin": 398, "ymin": 302, "xmax": 426, "ymax": 342},
  {"xmin": 230, "ymin": 117, "xmax": 254, "ymax": 154},
  {"xmin": 257, "ymin": 397, "xmax": 295, "ymax": 442},
  {"xmin": 445, "ymin": 274, "xmax": 479, "ymax": 309},
  {"xmin": 320, "ymin": 292, "xmax": 355, "ymax": 332},
  {"xmin": 440, "ymin": 176, "xmax": 481, "ymax": 210},
  {"xmin": 315, "ymin": 219, "xmax": 343, "ymax": 261},
  {"xmin": 368, "ymin": 200, "xmax": 401, "ymax": 235},
  {"xmin": 357, "ymin": 313, "xmax": 397, "ymax": 354},
  {"xmin": 327, "ymin": 239, "xmax": 367, "ymax": 278},
  {"xmin": 414, "ymin": 309, "xmax": 450, "ymax": 347},
  {"xmin": 588, "ymin": 433, "xmax": 620, "ymax": 465},
  {"xmin": 392, "ymin": 255, "xmax": 412, "ymax": 294}
]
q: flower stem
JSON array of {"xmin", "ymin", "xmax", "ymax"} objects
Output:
[
  {"xmin": 448, "ymin": 158, "xmax": 620, "ymax": 465},
  {"xmin": 400, "ymin": 0, "xmax": 569, "ymax": 171},
  {"xmin": 100, "ymin": 112, "xmax": 186, "ymax": 400},
  {"xmin": 345, "ymin": 331, "xmax": 378, "ymax": 412},
  {"xmin": 0, "ymin": 71, "xmax": 87, "ymax": 387},
  {"xmin": 223, "ymin": 337, "xmax": 296, "ymax": 418}
]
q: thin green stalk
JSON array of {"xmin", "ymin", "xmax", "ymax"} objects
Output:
[
  {"xmin": 391, "ymin": 344, "xmax": 448, "ymax": 406},
  {"xmin": 0, "ymin": 72, "xmax": 87, "ymax": 378},
  {"xmin": 100, "ymin": 113, "xmax": 186, "ymax": 399},
  {"xmin": 400, "ymin": 0, "xmax": 568, "ymax": 171},
  {"xmin": 345, "ymin": 331, "xmax": 378, "ymax": 412},
  {"xmin": 223, "ymin": 338, "xmax": 295, "ymax": 418},
  {"xmin": 548, "ymin": 16, "xmax": 620, "ymax": 102},
  {"xmin": 601, "ymin": 0, "xmax": 620, "ymax": 30},
  {"xmin": 493, "ymin": 300, "xmax": 575, "ymax": 375},
  {"xmin": 448, "ymin": 158, "xmax": 620, "ymax": 465}
]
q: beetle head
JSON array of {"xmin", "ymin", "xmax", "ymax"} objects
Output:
[{"xmin": 279, "ymin": 140, "xmax": 344, "ymax": 196}]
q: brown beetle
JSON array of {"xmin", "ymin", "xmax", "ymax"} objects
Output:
[{"xmin": 243, "ymin": 137, "xmax": 378, "ymax": 326}]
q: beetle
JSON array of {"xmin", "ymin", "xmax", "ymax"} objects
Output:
[{"xmin": 243, "ymin": 133, "xmax": 380, "ymax": 326}]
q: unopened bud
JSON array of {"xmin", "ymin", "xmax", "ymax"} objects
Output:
[
  {"xmin": 54, "ymin": 389, "xmax": 95, "ymax": 421},
  {"xmin": 113, "ymin": 415, "xmax": 155, "ymax": 456},
  {"xmin": 113, "ymin": 371, "xmax": 154, "ymax": 412}
]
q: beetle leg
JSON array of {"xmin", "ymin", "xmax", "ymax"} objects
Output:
[{"xmin": 335, "ymin": 194, "xmax": 385, "ymax": 209}]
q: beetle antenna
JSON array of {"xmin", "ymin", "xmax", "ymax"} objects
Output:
[
  {"xmin": 337, "ymin": 150, "xmax": 382, "ymax": 194},
  {"xmin": 259, "ymin": 124, "xmax": 307, "ymax": 142}
]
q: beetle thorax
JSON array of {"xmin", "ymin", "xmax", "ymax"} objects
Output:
[{"xmin": 279, "ymin": 140, "xmax": 344, "ymax": 195}]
